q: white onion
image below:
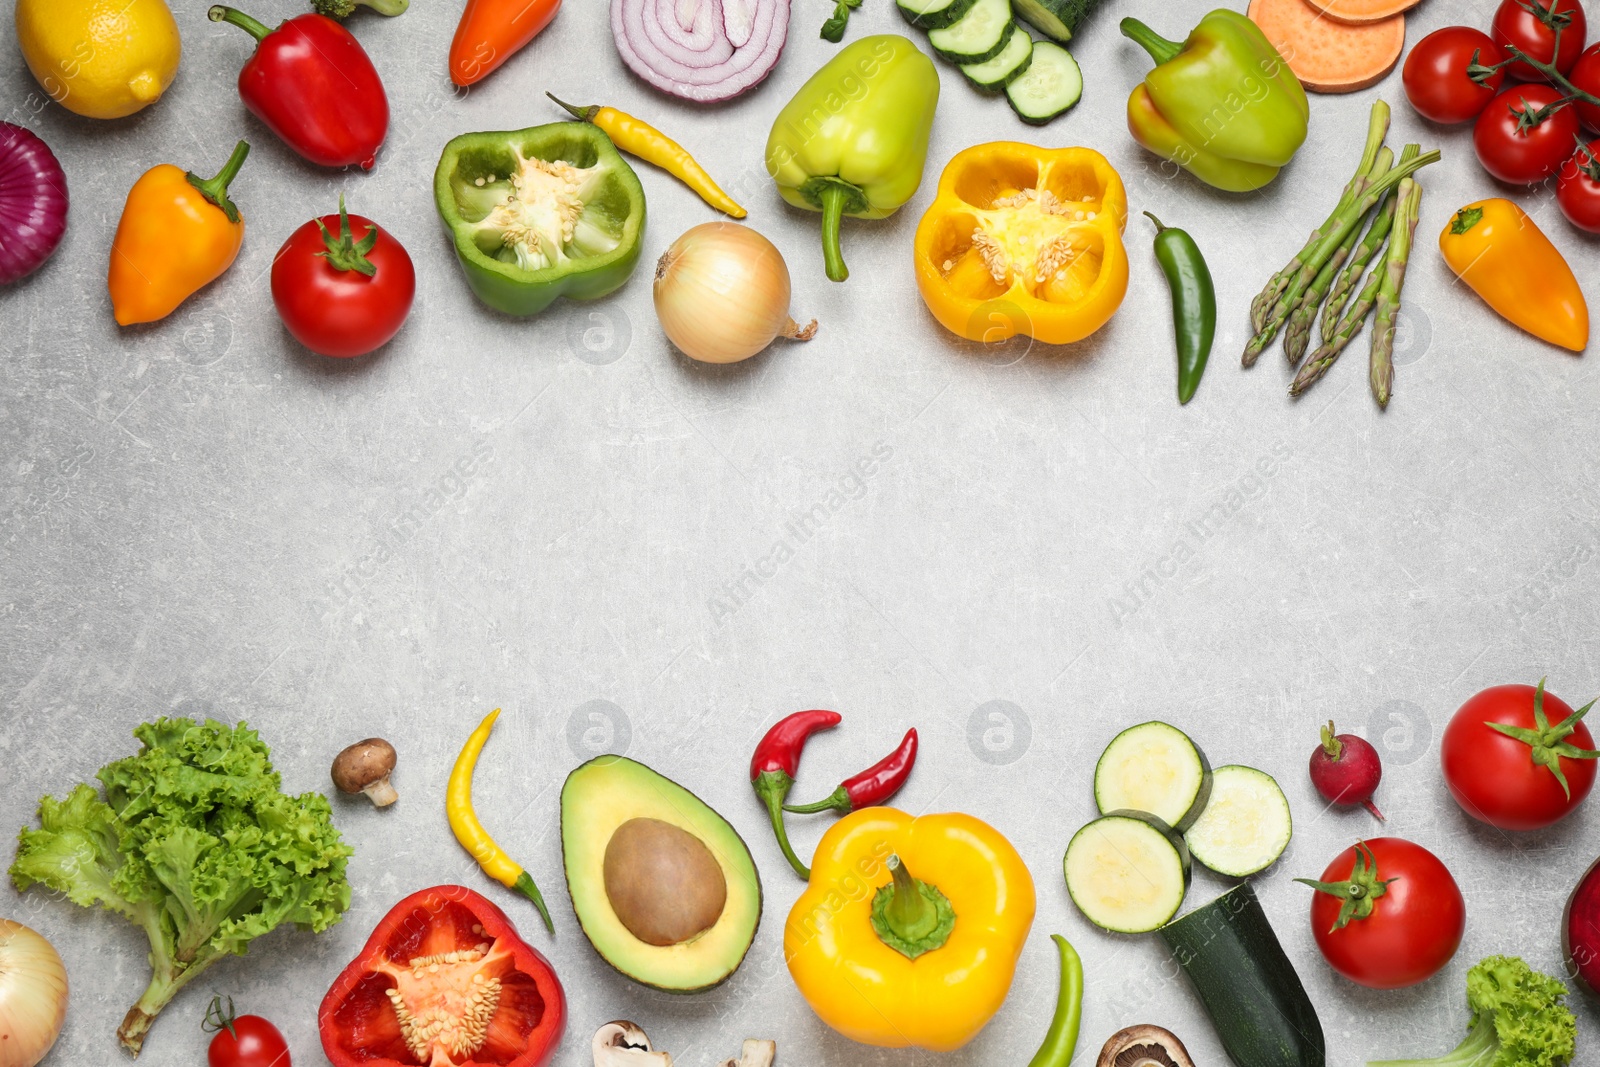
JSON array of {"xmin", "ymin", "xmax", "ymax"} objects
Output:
[
  {"xmin": 0, "ymin": 920, "xmax": 68, "ymax": 1067},
  {"xmin": 654, "ymin": 222, "xmax": 816, "ymax": 364},
  {"xmin": 611, "ymin": 0, "xmax": 789, "ymax": 103}
]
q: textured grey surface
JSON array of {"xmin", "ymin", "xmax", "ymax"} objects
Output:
[{"xmin": 4, "ymin": 0, "xmax": 1600, "ymax": 1063}]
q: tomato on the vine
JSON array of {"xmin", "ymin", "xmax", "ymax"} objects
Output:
[
  {"xmin": 271, "ymin": 198, "xmax": 415, "ymax": 359},
  {"xmin": 1492, "ymin": 0, "xmax": 1589, "ymax": 81},
  {"xmin": 1559, "ymin": 139, "xmax": 1600, "ymax": 230},
  {"xmin": 205, "ymin": 997, "xmax": 291, "ymax": 1067},
  {"xmin": 1297, "ymin": 839, "xmax": 1465, "ymax": 989},
  {"xmin": 1442, "ymin": 681, "xmax": 1599, "ymax": 831},
  {"xmin": 1572, "ymin": 43, "xmax": 1600, "ymax": 130},
  {"xmin": 1404, "ymin": 28, "xmax": 1509, "ymax": 124},
  {"xmin": 1474, "ymin": 84, "xmax": 1584, "ymax": 182}
]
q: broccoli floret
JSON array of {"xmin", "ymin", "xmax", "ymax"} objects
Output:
[
  {"xmin": 1369, "ymin": 956, "xmax": 1577, "ymax": 1067},
  {"xmin": 310, "ymin": 0, "xmax": 407, "ymax": 19}
]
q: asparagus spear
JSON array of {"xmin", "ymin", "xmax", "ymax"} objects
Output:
[
  {"xmin": 1321, "ymin": 144, "xmax": 1420, "ymax": 343},
  {"xmin": 1243, "ymin": 147, "xmax": 1439, "ymax": 366},
  {"xmin": 1290, "ymin": 248, "xmax": 1387, "ymax": 397},
  {"xmin": 1250, "ymin": 101, "xmax": 1391, "ymax": 334},
  {"xmin": 1370, "ymin": 177, "xmax": 1422, "ymax": 409}
]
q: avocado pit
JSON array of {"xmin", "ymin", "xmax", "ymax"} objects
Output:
[{"xmin": 603, "ymin": 817, "xmax": 728, "ymax": 946}]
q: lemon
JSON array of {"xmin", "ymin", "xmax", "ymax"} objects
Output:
[{"xmin": 15, "ymin": 0, "xmax": 182, "ymax": 120}]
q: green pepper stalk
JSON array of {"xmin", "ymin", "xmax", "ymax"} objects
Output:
[
  {"xmin": 869, "ymin": 855, "xmax": 955, "ymax": 959},
  {"xmin": 1369, "ymin": 177, "xmax": 1421, "ymax": 409},
  {"xmin": 1320, "ymin": 145, "xmax": 1419, "ymax": 344},
  {"xmin": 1026, "ymin": 935, "xmax": 1085, "ymax": 1067},
  {"xmin": 1145, "ymin": 213, "xmax": 1216, "ymax": 405}
]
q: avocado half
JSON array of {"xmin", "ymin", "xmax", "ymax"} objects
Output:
[{"xmin": 560, "ymin": 754, "xmax": 762, "ymax": 992}]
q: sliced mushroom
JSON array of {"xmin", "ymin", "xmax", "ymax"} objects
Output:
[
  {"xmin": 330, "ymin": 738, "xmax": 399, "ymax": 807},
  {"xmin": 718, "ymin": 1039, "xmax": 776, "ymax": 1067},
  {"xmin": 593, "ymin": 1021, "xmax": 674, "ymax": 1067},
  {"xmin": 1095, "ymin": 1025, "xmax": 1196, "ymax": 1067}
]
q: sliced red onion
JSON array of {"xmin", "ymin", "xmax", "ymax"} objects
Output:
[
  {"xmin": 0, "ymin": 123, "xmax": 68, "ymax": 285},
  {"xmin": 612, "ymin": 0, "xmax": 789, "ymax": 103}
]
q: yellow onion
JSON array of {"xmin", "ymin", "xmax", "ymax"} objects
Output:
[
  {"xmin": 0, "ymin": 920, "xmax": 67, "ymax": 1067},
  {"xmin": 654, "ymin": 222, "xmax": 817, "ymax": 363}
]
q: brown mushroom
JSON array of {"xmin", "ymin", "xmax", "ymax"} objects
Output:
[
  {"xmin": 331, "ymin": 738, "xmax": 398, "ymax": 807},
  {"xmin": 1095, "ymin": 1025, "xmax": 1196, "ymax": 1067}
]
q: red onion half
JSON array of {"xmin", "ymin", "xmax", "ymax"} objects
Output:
[
  {"xmin": 0, "ymin": 123, "xmax": 68, "ymax": 285},
  {"xmin": 612, "ymin": 0, "xmax": 789, "ymax": 103}
]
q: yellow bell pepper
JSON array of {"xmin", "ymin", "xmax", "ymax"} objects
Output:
[
  {"xmin": 784, "ymin": 807, "xmax": 1035, "ymax": 1051},
  {"xmin": 914, "ymin": 143, "xmax": 1128, "ymax": 346}
]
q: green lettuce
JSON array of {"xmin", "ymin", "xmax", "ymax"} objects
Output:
[
  {"xmin": 1368, "ymin": 955, "xmax": 1578, "ymax": 1067},
  {"xmin": 10, "ymin": 717, "xmax": 352, "ymax": 1054}
]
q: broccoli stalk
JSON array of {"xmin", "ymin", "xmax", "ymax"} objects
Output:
[
  {"xmin": 1368, "ymin": 956, "xmax": 1577, "ymax": 1067},
  {"xmin": 311, "ymin": 0, "xmax": 407, "ymax": 18}
]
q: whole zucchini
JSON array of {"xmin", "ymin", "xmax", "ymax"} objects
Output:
[{"xmin": 1159, "ymin": 882, "xmax": 1325, "ymax": 1067}]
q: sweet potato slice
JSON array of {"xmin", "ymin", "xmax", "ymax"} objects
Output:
[
  {"xmin": 1304, "ymin": 0, "xmax": 1422, "ymax": 26},
  {"xmin": 1248, "ymin": 0, "xmax": 1406, "ymax": 93}
]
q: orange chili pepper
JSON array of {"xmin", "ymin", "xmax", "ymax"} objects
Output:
[
  {"xmin": 1438, "ymin": 198, "xmax": 1589, "ymax": 353},
  {"xmin": 449, "ymin": 0, "xmax": 561, "ymax": 86},
  {"xmin": 108, "ymin": 141, "xmax": 250, "ymax": 326}
]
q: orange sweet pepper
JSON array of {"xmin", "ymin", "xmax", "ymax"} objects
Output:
[
  {"xmin": 1439, "ymin": 198, "xmax": 1589, "ymax": 353},
  {"xmin": 914, "ymin": 143, "xmax": 1128, "ymax": 346},
  {"xmin": 109, "ymin": 141, "xmax": 250, "ymax": 326}
]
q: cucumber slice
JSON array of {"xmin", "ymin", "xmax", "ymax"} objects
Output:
[
  {"xmin": 960, "ymin": 24, "xmax": 1033, "ymax": 91},
  {"xmin": 1010, "ymin": 0, "xmax": 1104, "ymax": 42},
  {"xmin": 1093, "ymin": 720, "xmax": 1212, "ymax": 832},
  {"xmin": 1004, "ymin": 41, "xmax": 1082, "ymax": 125},
  {"xmin": 896, "ymin": 0, "xmax": 979, "ymax": 30},
  {"xmin": 1064, "ymin": 811, "xmax": 1191, "ymax": 934},
  {"xmin": 1183, "ymin": 765, "xmax": 1293, "ymax": 878},
  {"xmin": 1160, "ymin": 883, "xmax": 1326, "ymax": 1067},
  {"xmin": 929, "ymin": 0, "xmax": 1013, "ymax": 64}
]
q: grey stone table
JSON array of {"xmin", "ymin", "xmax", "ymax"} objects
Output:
[{"xmin": 3, "ymin": 0, "xmax": 1598, "ymax": 1063}]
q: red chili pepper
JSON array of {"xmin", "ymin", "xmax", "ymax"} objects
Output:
[
  {"xmin": 750, "ymin": 709, "xmax": 840, "ymax": 879},
  {"xmin": 209, "ymin": 6, "xmax": 389, "ymax": 170},
  {"xmin": 786, "ymin": 727, "xmax": 918, "ymax": 815}
]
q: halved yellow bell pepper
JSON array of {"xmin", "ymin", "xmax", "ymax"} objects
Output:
[
  {"xmin": 783, "ymin": 807, "xmax": 1035, "ymax": 1051},
  {"xmin": 914, "ymin": 143, "xmax": 1128, "ymax": 346}
]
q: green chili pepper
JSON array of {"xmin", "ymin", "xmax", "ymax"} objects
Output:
[
  {"xmin": 1145, "ymin": 212, "xmax": 1216, "ymax": 405},
  {"xmin": 1027, "ymin": 934, "xmax": 1084, "ymax": 1067}
]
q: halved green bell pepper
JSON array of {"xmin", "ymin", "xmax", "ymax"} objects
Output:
[
  {"xmin": 434, "ymin": 122, "xmax": 646, "ymax": 316},
  {"xmin": 765, "ymin": 34, "xmax": 938, "ymax": 283}
]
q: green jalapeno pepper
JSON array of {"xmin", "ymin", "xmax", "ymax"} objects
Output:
[{"xmin": 1145, "ymin": 212, "xmax": 1216, "ymax": 405}]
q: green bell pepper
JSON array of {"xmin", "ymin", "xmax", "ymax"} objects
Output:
[
  {"xmin": 434, "ymin": 122, "xmax": 646, "ymax": 316},
  {"xmin": 765, "ymin": 34, "xmax": 938, "ymax": 282},
  {"xmin": 1121, "ymin": 10, "xmax": 1308, "ymax": 193}
]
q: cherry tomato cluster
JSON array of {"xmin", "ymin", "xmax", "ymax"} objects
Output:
[{"xmin": 1403, "ymin": 0, "xmax": 1600, "ymax": 232}]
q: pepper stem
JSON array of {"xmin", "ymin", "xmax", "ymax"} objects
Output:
[
  {"xmin": 186, "ymin": 140, "xmax": 251, "ymax": 225},
  {"xmin": 755, "ymin": 770, "xmax": 811, "ymax": 879},
  {"xmin": 1142, "ymin": 211, "xmax": 1169, "ymax": 233},
  {"xmin": 1119, "ymin": 17, "xmax": 1183, "ymax": 66},
  {"xmin": 512, "ymin": 870, "xmax": 555, "ymax": 933},
  {"xmin": 869, "ymin": 855, "xmax": 955, "ymax": 958},
  {"xmin": 546, "ymin": 92, "xmax": 602, "ymax": 124},
  {"xmin": 317, "ymin": 195, "xmax": 379, "ymax": 277},
  {"xmin": 818, "ymin": 183, "xmax": 850, "ymax": 283},
  {"xmin": 885, "ymin": 856, "xmax": 936, "ymax": 939},
  {"xmin": 784, "ymin": 786, "xmax": 850, "ymax": 814},
  {"xmin": 208, "ymin": 5, "xmax": 273, "ymax": 40}
]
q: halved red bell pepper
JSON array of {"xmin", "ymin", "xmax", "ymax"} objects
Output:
[{"xmin": 320, "ymin": 885, "xmax": 566, "ymax": 1067}]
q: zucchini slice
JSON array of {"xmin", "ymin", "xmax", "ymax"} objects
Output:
[
  {"xmin": 1093, "ymin": 721, "xmax": 1212, "ymax": 832},
  {"xmin": 928, "ymin": 0, "xmax": 1014, "ymax": 64},
  {"xmin": 895, "ymin": 0, "xmax": 979, "ymax": 31},
  {"xmin": 960, "ymin": 24, "xmax": 1033, "ymax": 91},
  {"xmin": 1064, "ymin": 811, "xmax": 1191, "ymax": 934},
  {"xmin": 1003, "ymin": 41, "xmax": 1082, "ymax": 124},
  {"xmin": 1010, "ymin": 0, "xmax": 1103, "ymax": 42},
  {"xmin": 1183, "ymin": 765, "xmax": 1293, "ymax": 878},
  {"xmin": 1160, "ymin": 883, "xmax": 1327, "ymax": 1067}
]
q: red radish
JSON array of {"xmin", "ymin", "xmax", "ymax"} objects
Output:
[
  {"xmin": 1309, "ymin": 720, "xmax": 1385, "ymax": 820},
  {"xmin": 1566, "ymin": 855, "xmax": 1600, "ymax": 998}
]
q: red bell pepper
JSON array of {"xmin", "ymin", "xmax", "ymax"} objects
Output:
[
  {"xmin": 320, "ymin": 885, "xmax": 565, "ymax": 1067},
  {"xmin": 209, "ymin": 5, "xmax": 389, "ymax": 170}
]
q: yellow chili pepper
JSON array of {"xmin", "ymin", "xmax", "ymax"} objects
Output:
[
  {"xmin": 1439, "ymin": 198, "xmax": 1589, "ymax": 353},
  {"xmin": 784, "ymin": 807, "xmax": 1036, "ymax": 1051},
  {"xmin": 547, "ymin": 92, "xmax": 746, "ymax": 218},
  {"xmin": 108, "ymin": 140, "xmax": 251, "ymax": 326},
  {"xmin": 447, "ymin": 708, "xmax": 554, "ymax": 931}
]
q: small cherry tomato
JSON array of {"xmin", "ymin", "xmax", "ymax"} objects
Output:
[
  {"xmin": 204, "ymin": 996, "xmax": 291, "ymax": 1067},
  {"xmin": 1558, "ymin": 139, "xmax": 1600, "ymax": 231},
  {"xmin": 270, "ymin": 197, "xmax": 415, "ymax": 358},
  {"xmin": 1299, "ymin": 838, "xmax": 1465, "ymax": 989},
  {"xmin": 1442, "ymin": 681, "xmax": 1599, "ymax": 831},
  {"xmin": 1572, "ymin": 43, "xmax": 1600, "ymax": 130},
  {"xmin": 1404, "ymin": 27, "xmax": 1508, "ymax": 124},
  {"xmin": 1492, "ymin": 0, "xmax": 1588, "ymax": 81},
  {"xmin": 1474, "ymin": 84, "xmax": 1584, "ymax": 182}
]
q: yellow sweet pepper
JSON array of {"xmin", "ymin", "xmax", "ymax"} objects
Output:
[
  {"xmin": 914, "ymin": 143, "xmax": 1128, "ymax": 346},
  {"xmin": 783, "ymin": 807, "xmax": 1036, "ymax": 1051}
]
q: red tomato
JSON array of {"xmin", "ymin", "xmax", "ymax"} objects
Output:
[
  {"xmin": 271, "ymin": 203, "xmax": 415, "ymax": 358},
  {"xmin": 1442, "ymin": 682, "xmax": 1598, "ymax": 831},
  {"xmin": 1404, "ymin": 28, "xmax": 1509, "ymax": 124},
  {"xmin": 1473, "ymin": 84, "xmax": 1584, "ymax": 182},
  {"xmin": 1303, "ymin": 838, "xmax": 1465, "ymax": 989},
  {"xmin": 1572, "ymin": 44, "xmax": 1600, "ymax": 130},
  {"xmin": 1492, "ymin": 0, "xmax": 1588, "ymax": 81},
  {"xmin": 1559, "ymin": 139, "xmax": 1600, "ymax": 231},
  {"xmin": 206, "ymin": 1001, "xmax": 291, "ymax": 1067}
]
